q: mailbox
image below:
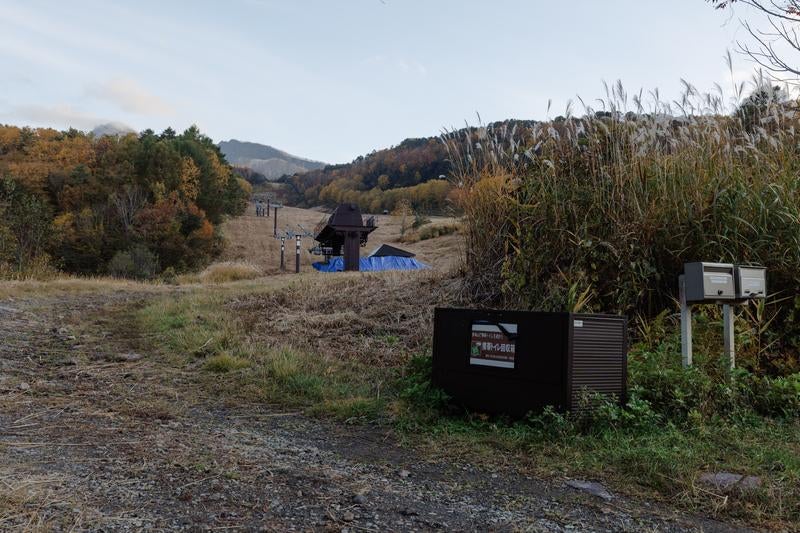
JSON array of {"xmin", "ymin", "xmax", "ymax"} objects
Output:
[
  {"xmin": 432, "ymin": 308, "xmax": 627, "ymax": 417},
  {"xmin": 679, "ymin": 262, "xmax": 767, "ymax": 371},
  {"xmin": 735, "ymin": 266, "xmax": 766, "ymax": 301},
  {"xmin": 683, "ymin": 262, "xmax": 736, "ymax": 303}
]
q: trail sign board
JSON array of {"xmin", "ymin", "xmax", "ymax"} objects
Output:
[{"xmin": 469, "ymin": 322, "xmax": 517, "ymax": 369}]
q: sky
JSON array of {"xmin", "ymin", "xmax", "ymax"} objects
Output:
[{"xmin": 0, "ymin": 0, "xmax": 772, "ymax": 163}]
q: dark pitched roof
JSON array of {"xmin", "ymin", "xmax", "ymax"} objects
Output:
[
  {"xmin": 368, "ymin": 244, "xmax": 416, "ymax": 258},
  {"xmin": 314, "ymin": 203, "xmax": 376, "ymax": 246}
]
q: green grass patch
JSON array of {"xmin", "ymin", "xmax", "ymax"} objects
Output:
[
  {"xmin": 307, "ymin": 396, "xmax": 387, "ymax": 421},
  {"xmin": 394, "ymin": 354, "xmax": 800, "ymax": 528},
  {"xmin": 135, "ymin": 287, "xmax": 394, "ymax": 417},
  {"xmin": 133, "ymin": 285, "xmax": 800, "ymax": 529},
  {"xmin": 204, "ymin": 353, "xmax": 250, "ymax": 372}
]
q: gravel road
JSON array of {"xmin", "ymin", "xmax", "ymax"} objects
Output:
[{"xmin": 0, "ymin": 292, "xmax": 752, "ymax": 532}]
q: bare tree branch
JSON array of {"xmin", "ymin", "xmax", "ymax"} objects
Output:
[
  {"xmin": 710, "ymin": 0, "xmax": 800, "ymax": 78},
  {"xmin": 111, "ymin": 185, "xmax": 146, "ymax": 235}
]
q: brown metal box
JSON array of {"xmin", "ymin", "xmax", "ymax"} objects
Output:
[{"xmin": 432, "ymin": 308, "xmax": 627, "ymax": 417}]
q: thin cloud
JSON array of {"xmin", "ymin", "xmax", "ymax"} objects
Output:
[
  {"xmin": 5, "ymin": 104, "xmax": 108, "ymax": 130},
  {"xmin": 87, "ymin": 78, "xmax": 174, "ymax": 117},
  {"xmin": 0, "ymin": 32, "xmax": 89, "ymax": 76}
]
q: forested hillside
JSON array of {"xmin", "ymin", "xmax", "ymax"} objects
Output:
[
  {"xmin": 0, "ymin": 125, "xmax": 251, "ymax": 277},
  {"xmin": 282, "ymin": 136, "xmax": 450, "ymax": 212},
  {"xmin": 282, "ymin": 122, "xmax": 535, "ymax": 213}
]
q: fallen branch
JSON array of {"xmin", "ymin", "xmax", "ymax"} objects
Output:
[
  {"xmin": 228, "ymin": 412, "xmax": 302, "ymax": 419},
  {"xmin": 176, "ymin": 475, "xmax": 219, "ymax": 492}
]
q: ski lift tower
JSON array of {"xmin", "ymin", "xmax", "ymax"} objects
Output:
[
  {"xmin": 313, "ymin": 203, "xmax": 376, "ymax": 271},
  {"xmin": 271, "ymin": 202, "xmax": 283, "ymax": 237}
]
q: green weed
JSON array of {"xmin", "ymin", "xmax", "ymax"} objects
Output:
[
  {"xmin": 136, "ymin": 289, "xmax": 395, "ymax": 417},
  {"xmin": 204, "ymin": 353, "xmax": 250, "ymax": 372}
]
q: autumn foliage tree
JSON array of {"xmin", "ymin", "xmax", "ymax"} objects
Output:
[
  {"xmin": 0, "ymin": 124, "xmax": 249, "ymax": 277},
  {"xmin": 392, "ymin": 198, "xmax": 414, "ymax": 237},
  {"xmin": 0, "ymin": 178, "xmax": 52, "ymax": 272}
]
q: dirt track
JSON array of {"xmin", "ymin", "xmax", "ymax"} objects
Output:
[{"xmin": 0, "ymin": 291, "xmax": 751, "ymax": 532}]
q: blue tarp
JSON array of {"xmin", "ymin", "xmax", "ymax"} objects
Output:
[{"xmin": 313, "ymin": 256, "xmax": 429, "ymax": 272}]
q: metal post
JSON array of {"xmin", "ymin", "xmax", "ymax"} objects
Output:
[
  {"xmin": 679, "ymin": 275, "xmax": 693, "ymax": 368},
  {"xmin": 273, "ymin": 207, "xmax": 278, "ymax": 237},
  {"xmin": 280, "ymin": 237, "xmax": 285, "ymax": 271},
  {"xmin": 295, "ymin": 235, "xmax": 301, "ymax": 273},
  {"xmin": 723, "ymin": 304, "xmax": 735, "ymax": 370},
  {"xmin": 266, "ymin": 197, "xmax": 270, "ymax": 217}
]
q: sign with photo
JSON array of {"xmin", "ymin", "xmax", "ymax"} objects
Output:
[{"xmin": 469, "ymin": 322, "xmax": 517, "ymax": 369}]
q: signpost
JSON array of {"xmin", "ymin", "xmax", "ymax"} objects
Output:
[
  {"xmin": 275, "ymin": 224, "xmax": 312, "ymax": 274},
  {"xmin": 295, "ymin": 235, "xmax": 301, "ymax": 273}
]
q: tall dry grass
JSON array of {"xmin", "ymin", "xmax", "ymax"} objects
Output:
[
  {"xmin": 197, "ymin": 261, "xmax": 263, "ymax": 283},
  {"xmin": 445, "ymin": 73, "xmax": 800, "ymax": 373}
]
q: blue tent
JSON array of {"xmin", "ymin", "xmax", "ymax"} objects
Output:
[{"xmin": 313, "ymin": 255, "xmax": 429, "ymax": 272}]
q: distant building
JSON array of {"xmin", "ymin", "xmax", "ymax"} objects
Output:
[
  {"xmin": 368, "ymin": 244, "xmax": 415, "ymax": 258},
  {"xmin": 313, "ymin": 203, "xmax": 376, "ymax": 271}
]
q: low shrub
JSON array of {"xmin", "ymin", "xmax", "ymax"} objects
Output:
[
  {"xmin": 629, "ymin": 342, "xmax": 800, "ymax": 421},
  {"xmin": 400, "ymin": 222, "xmax": 460, "ymax": 243},
  {"xmin": 0, "ymin": 254, "xmax": 59, "ymax": 281},
  {"xmin": 398, "ymin": 355, "xmax": 451, "ymax": 413},
  {"xmin": 740, "ymin": 371, "xmax": 800, "ymax": 418},
  {"xmin": 160, "ymin": 266, "xmax": 178, "ymax": 285},
  {"xmin": 401, "ymin": 345, "xmax": 800, "ymax": 429},
  {"xmin": 412, "ymin": 212, "xmax": 431, "ymax": 229},
  {"xmin": 107, "ymin": 245, "xmax": 160, "ymax": 280}
]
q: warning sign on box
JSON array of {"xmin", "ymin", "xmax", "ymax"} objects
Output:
[{"xmin": 469, "ymin": 322, "xmax": 517, "ymax": 369}]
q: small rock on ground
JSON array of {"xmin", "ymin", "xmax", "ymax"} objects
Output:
[
  {"xmin": 699, "ymin": 472, "xmax": 762, "ymax": 492},
  {"xmin": 566, "ymin": 479, "xmax": 614, "ymax": 501},
  {"xmin": 114, "ymin": 352, "xmax": 144, "ymax": 362}
]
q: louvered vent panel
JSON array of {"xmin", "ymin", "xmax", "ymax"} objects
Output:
[{"xmin": 571, "ymin": 316, "xmax": 626, "ymax": 409}]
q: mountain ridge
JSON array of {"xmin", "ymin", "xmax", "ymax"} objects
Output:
[
  {"xmin": 91, "ymin": 122, "xmax": 135, "ymax": 137},
  {"xmin": 218, "ymin": 139, "xmax": 326, "ymax": 181}
]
